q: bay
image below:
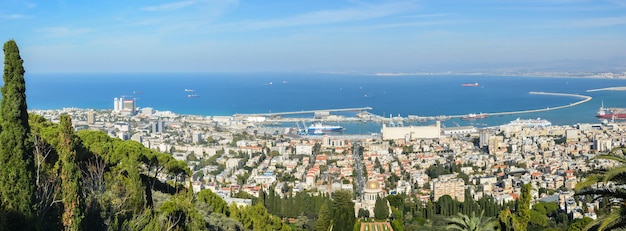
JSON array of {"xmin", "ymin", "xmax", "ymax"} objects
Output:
[{"xmin": 24, "ymin": 72, "xmax": 626, "ymax": 133}]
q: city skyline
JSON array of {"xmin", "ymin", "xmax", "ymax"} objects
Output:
[{"xmin": 2, "ymin": 0, "xmax": 626, "ymax": 73}]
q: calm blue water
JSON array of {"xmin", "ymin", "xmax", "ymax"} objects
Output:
[{"xmin": 24, "ymin": 73, "xmax": 626, "ymax": 133}]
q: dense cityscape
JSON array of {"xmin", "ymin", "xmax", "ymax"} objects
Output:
[
  {"xmin": 5, "ymin": 0, "xmax": 626, "ymax": 229},
  {"xmin": 27, "ymin": 91, "xmax": 626, "ymax": 230}
]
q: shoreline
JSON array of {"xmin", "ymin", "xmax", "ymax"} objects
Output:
[
  {"xmin": 372, "ymin": 72, "xmax": 626, "ymax": 79},
  {"xmin": 26, "ymin": 71, "xmax": 626, "ymax": 80},
  {"xmin": 586, "ymin": 86, "xmax": 626, "ymax": 92},
  {"xmin": 24, "ymin": 75, "xmax": 626, "ymax": 128}
]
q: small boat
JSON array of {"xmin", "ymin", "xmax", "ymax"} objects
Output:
[
  {"xmin": 187, "ymin": 94, "xmax": 199, "ymax": 98},
  {"xmin": 133, "ymin": 91, "xmax": 144, "ymax": 94},
  {"xmin": 184, "ymin": 89, "xmax": 195, "ymax": 92},
  {"xmin": 461, "ymin": 83, "xmax": 479, "ymax": 87}
]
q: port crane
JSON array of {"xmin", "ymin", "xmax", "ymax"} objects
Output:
[{"xmin": 295, "ymin": 121, "xmax": 308, "ymax": 135}]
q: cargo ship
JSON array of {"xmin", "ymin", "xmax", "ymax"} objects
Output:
[
  {"xmin": 307, "ymin": 123, "xmax": 343, "ymax": 134},
  {"xmin": 461, "ymin": 113, "xmax": 488, "ymax": 120},
  {"xmin": 596, "ymin": 105, "xmax": 626, "ymax": 119},
  {"xmin": 461, "ymin": 83, "xmax": 479, "ymax": 87}
]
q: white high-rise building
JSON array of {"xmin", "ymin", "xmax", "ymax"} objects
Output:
[
  {"xmin": 113, "ymin": 97, "xmax": 136, "ymax": 115},
  {"xmin": 192, "ymin": 133, "xmax": 203, "ymax": 144},
  {"xmin": 113, "ymin": 97, "xmax": 121, "ymax": 112}
]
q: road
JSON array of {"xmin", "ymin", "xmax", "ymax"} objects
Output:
[{"xmin": 353, "ymin": 142, "xmax": 365, "ymax": 199}]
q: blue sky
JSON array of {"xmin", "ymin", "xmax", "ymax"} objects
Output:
[{"xmin": 2, "ymin": 0, "xmax": 626, "ymax": 73}]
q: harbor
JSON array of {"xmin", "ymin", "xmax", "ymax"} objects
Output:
[{"xmin": 234, "ymin": 91, "xmax": 593, "ymax": 125}]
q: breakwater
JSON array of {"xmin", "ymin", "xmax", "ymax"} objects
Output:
[
  {"xmin": 407, "ymin": 92, "xmax": 592, "ymax": 121},
  {"xmin": 586, "ymin": 86, "xmax": 626, "ymax": 92},
  {"xmin": 478, "ymin": 92, "xmax": 592, "ymax": 117},
  {"xmin": 241, "ymin": 92, "xmax": 592, "ymax": 124}
]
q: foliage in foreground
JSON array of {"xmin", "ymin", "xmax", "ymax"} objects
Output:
[{"xmin": 575, "ymin": 149, "xmax": 626, "ymax": 231}]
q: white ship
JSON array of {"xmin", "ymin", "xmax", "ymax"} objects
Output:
[
  {"xmin": 507, "ymin": 118, "xmax": 552, "ymax": 127},
  {"xmin": 307, "ymin": 123, "xmax": 343, "ymax": 134}
]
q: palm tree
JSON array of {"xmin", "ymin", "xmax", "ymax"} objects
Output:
[
  {"xmin": 575, "ymin": 149, "xmax": 626, "ymax": 231},
  {"xmin": 445, "ymin": 212, "xmax": 498, "ymax": 231}
]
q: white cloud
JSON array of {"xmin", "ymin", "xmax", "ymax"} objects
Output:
[
  {"xmin": 352, "ymin": 19, "xmax": 477, "ymax": 30},
  {"xmin": 0, "ymin": 13, "xmax": 29, "ymax": 19},
  {"xmin": 607, "ymin": 0, "xmax": 626, "ymax": 7},
  {"xmin": 545, "ymin": 16, "xmax": 626, "ymax": 28},
  {"xmin": 35, "ymin": 27, "xmax": 92, "ymax": 38},
  {"xmin": 400, "ymin": 13, "xmax": 455, "ymax": 18},
  {"xmin": 141, "ymin": 0, "xmax": 197, "ymax": 12},
  {"xmin": 24, "ymin": 2, "xmax": 36, "ymax": 8},
  {"xmin": 226, "ymin": 1, "xmax": 416, "ymax": 30}
]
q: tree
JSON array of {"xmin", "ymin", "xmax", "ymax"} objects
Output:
[
  {"xmin": 512, "ymin": 183, "xmax": 531, "ymax": 231},
  {"xmin": 158, "ymin": 195, "xmax": 206, "ymax": 231},
  {"xmin": 0, "ymin": 39, "xmax": 35, "ymax": 230},
  {"xmin": 29, "ymin": 115, "xmax": 62, "ymax": 228},
  {"xmin": 446, "ymin": 212, "xmax": 498, "ymax": 231},
  {"xmin": 295, "ymin": 214, "xmax": 311, "ymax": 231},
  {"xmin": 390, "ymin": 207, "xmax": 404, "ymax": 231},
  {"xmin": 357, "ymin": 208, "xmax": 369, "ymax": 218},
  {"xmin": 498, "ymin": 183, "xmax": 531, "ymax": 231},
  {"xmin": 167, "ymin": 159, "xmax": 191, "ymax": 192},
  {"xmin": 315, "ymin": 202, "xmax": 330, "ymax": 231},
  {"xmin": 567, "ymin": 217, "xmax": 593, "ymax": 231},
  {"xmin": 59, "ymin": 114, "xmax": 84, "ymax": 230},
  {"xmin": 329, "ymin": 190, "xmax": 355, "ymax": 231},
  {"xmin": 386, "ymin": 194, "xmax": 404, "ymax": 208},
  {"xmin": 528, "ymin": 210, "xmax": 548, "ymax": 228},
  {"xmin": 374, "ymin": 196, "xmax": 389, "ymax": 220},
  {"xmin": 197, "ymin": 189, "xmax": 229, "ymax": 216},
  {"xmin": 575, "ymin": 150, "xmax": 626, "ymax": 231},
  {"xmin": 498, "ymin": 209, "xmax": 513, "ymax": 231}
]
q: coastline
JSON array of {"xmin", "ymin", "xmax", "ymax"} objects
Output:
[
  {"xmin": 372, "ymin": 71, "xmax": 626, "ymax": 79},
  {"xmin": 24, "ymin": 73, "xmax": 626, "ymax": 129},
  {"xmin": 586, "ymin": 86, "xmax": 626, "ymax": 92}
]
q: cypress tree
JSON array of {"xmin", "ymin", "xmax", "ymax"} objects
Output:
[
  {"xmin": 0, "ymin": 39, "xmax": 35, "ymax": 229},
  {"xmin": 59, "ymin": 114, "xmax": 84, "ymax": 230},
  {"xmin": 513, "ymin": 183, "xmax": 531, "ymax": 231},
  {"xmin": 374, "ymin": 196, "xmax": 389, "ymax": 220},
  {"xmin": 315, "ymin": 202, "xmax": 330, "ymax": 231},
  {"xmin": 330, "ymin": 190, "xmax": 355, "ymax": 231}
]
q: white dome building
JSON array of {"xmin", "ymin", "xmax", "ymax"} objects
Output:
[{"xmin": 354, "ymin": 179, "xmax": 384, "ymax": 218}]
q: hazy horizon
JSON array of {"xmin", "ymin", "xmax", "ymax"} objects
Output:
[{"xmin": 3, "ymin": 0, "xmax": 626, "ymax": 73}]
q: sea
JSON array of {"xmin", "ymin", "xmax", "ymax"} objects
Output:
[{"xmin": 24, "ymin": 72, "xmax": 626, "ymax": 134}]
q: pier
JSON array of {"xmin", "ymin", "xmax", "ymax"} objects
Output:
[
  {"xmin": 483, "ymin": 92, "xmax": 592, "ymax": 117},
  {"xmin": 586, "ymin": 86, "xmax": 626, "ymax": 92},
  {"xmin": 233, "ymin": 107, "xmax": 373, "ymax": 118},
  {"xmin": 406, "ymin": 92, "xmax": 592, "ymax": 121},
  {"xmin": 234, "ymin": 92, "xmax": 592, "ymax": 124}
]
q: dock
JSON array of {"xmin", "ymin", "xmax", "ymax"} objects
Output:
[
  {"xmin": 234, "ymin": 92, "xmax": 592, "ymax": 124},
  {"xmin": 234, "ymin": 107, "xmax": 373, "ymax": 118},
  {"xmin": 405, "ymin": 92, "xmax": 592, "ymax": 121},
  {"xmin": 586, "ymin": 86, "xmax": 626, "ymax": 92},
  {"xmin": 488, "ymin": 92, "xmax": 591, "ymax": 116}
]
